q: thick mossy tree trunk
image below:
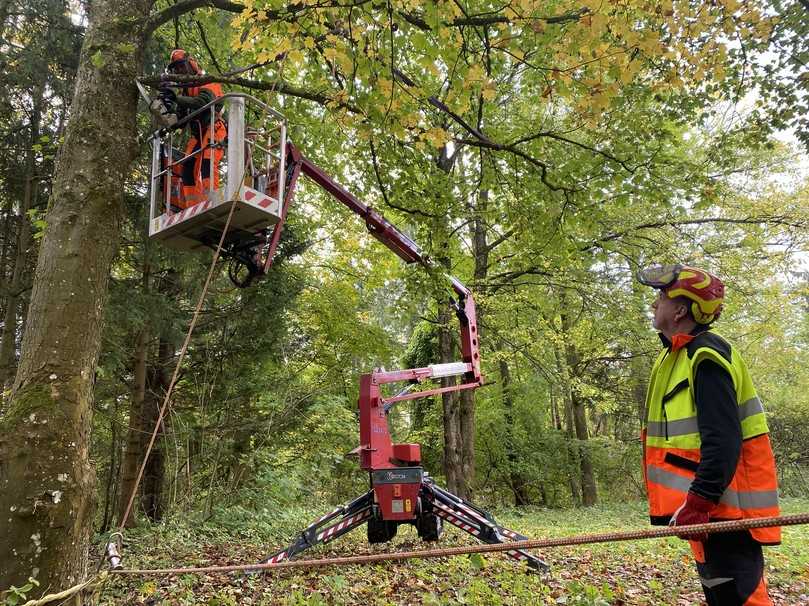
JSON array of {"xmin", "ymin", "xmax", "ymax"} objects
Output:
[{"xmin": 0, "ymin": 0, "xmax": 151, "ymax": 590}]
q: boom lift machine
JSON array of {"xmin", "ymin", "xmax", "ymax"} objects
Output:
[{"xmin": 146, "ymin": 92, "xmax": 547, "ymax": 571}]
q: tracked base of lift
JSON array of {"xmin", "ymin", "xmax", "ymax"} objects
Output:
[{"xmin": 149, "ymin": 185, "xmax": 282, "ymax": 251}]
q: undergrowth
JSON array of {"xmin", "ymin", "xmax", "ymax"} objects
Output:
[{"xmin": 97, "ymin": 498, "xmax": 809, "ymax": 605}]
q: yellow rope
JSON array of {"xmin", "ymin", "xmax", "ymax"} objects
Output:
[{"xmin": 20, "ymin": 573, "xmax": 107, "ymax": 606}]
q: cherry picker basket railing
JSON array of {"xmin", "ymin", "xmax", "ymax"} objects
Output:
[{"xmin": 148, "ymin": 92, "xmax": 287, "ymax": 285}]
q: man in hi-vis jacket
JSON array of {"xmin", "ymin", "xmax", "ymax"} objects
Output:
[{"xmin": 638, "ymin": 264, "xmax": 780, "ymax": 606}]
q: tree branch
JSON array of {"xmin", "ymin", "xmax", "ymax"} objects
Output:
[
  {"xmin": 138, "ymin": 73, "xmax": 362, "ymax": 113},
  {"xmin": 584, "ymin": 216, "xmax": 808, "ymax": 252},
  {"xmin": 509, "ymin": 130, "xmax": 636, "ymax": 173},
  {"xmin": 397, "ymin": 7, "xmax": 587, "ymax": 29},
  {"xmin": 145, "ymin": 0, "xmax": 248, "ymax": 35}
]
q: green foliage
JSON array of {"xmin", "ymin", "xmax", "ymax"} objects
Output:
[{"xmin": 2, "ymin": 578, "xmax": 39, "ymax": 606}]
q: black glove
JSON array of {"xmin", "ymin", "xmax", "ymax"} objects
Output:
[{"xmin": 158, "ymin": 85, "xmax": 176, "ymax": 103}]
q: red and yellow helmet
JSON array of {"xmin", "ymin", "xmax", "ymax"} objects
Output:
[
  {"xmin": 167, "ymin": 49, "xmax": 200, "ymax": 75},
  {"xmin": 638, "ymin": 264, "xmax": 725, "ymax": 324}
]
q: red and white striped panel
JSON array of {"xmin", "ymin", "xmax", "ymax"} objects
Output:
[
  {"xmin": 435, "ymin": 508, "xmax": 481, "ymax": 537},
  {"xmin": 317, "ymin": 509, "xmax": 371, "ymax": 542},
  {"xmin": 243, "ymin": 187, "xmax": 278, "ymax": 210},
  {"xmin": 266, "ymin": 550, "xmax": 288, "ymax": 565},
  {"xmin": 160, "ymin": 199, "xmax": 213, "ymax": 229}
]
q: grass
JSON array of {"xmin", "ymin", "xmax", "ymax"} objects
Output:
[{"xmin": 98, "ymin": 498, "xmax": 809, "ymax": 605}]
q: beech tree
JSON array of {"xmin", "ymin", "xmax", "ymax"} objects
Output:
[{"xmin": 0, "ymin": 0, "xmax": 245, "ymax": 592}]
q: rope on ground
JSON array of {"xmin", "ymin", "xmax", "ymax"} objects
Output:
[
  {"xmin": 20, "ymin": 573, "xmax": 107, "ymax": 606},
  {"xmin": 108, "ymin": 512, "xmax": 809, "ymax": 576}
]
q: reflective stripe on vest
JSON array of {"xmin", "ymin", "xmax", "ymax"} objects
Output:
[
  {"xmin": 643, "ymin": 329, "xmax": 780, "ymax": 544},
  {"xmin": 647, "ymin": 466, "xmax": 779, "ymax": 510},
  {"xmin": 646, "ymin": 396, "xmax": 764, "ymax": 438}
]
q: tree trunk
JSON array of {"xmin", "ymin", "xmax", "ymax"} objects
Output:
[
  {"xmin": 455, "ymin": 188, "xmax": 491, "ymax": 500},
  {"xmin": 0, "ymin": 197, "xmax": 14, "ymax": 302},
  {"xmin": 0, "ymin": 0, "xmax": 151, "ymax": 589},
  {"xmin": 560, "ymin": 310, "xmax": 598, "ymax": 507},
  {"xmin": 571, "ymin": 391, "xmax": 597, "ymax": 506},
  {"xmin": 99, "ymin": 406, "xmax": 119, "ymax": 534},
  {"xmin": 0, "ymin": 86, "xmax": 42, "ymax": 394},
  {"xmin": 117, "ymin": 326, "xmax": 149, "ymax": 528},
  {"xmin": 553, "ymin": 339, "xmax": 581, "ymax": 506},
  {"xmin": 438, "ymin": 304, "xmax": 463, "ymax": 494},
  {"xmin": 500, "ymin": 358, "xmax": 529, "ymax": 505},
  {"xmin": 141, "ymin": 336, "xmax": 172, "ymax": 522}
]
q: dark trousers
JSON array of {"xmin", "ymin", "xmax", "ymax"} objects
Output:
[{"xmin": 695, "ymin": 531, "xmax": 772, "ymax": 605}]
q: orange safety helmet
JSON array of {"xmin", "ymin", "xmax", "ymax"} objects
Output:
[
  {"xmin": 638, "ymin": 264, "xmax": 725, "ymax": 324},
  {"xmin": 167, "ymin": 49, "xmax": 200, "ymax": 75}
]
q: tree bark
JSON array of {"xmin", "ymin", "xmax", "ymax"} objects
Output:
[
  {"xmin": 117, "ymin": 326, "xmax": 149, "ymax": 528},
  {"xmin": 560, "ymin": 310, "xmax": 597, "ymax": 507},
  {"xmin": 0, "ymin": 86, "xmax": 42, "ymax": 394},
  {"xmin": 500, "ymin": 357, "xmax": 529, "ymax": 505},
  {"xmin": 456, "ymin": 188, "xmax": 493, "ymax": 499},
  {"xmin": 438, "ymin": 303, "xmax": 463, "ymax": 494},
  {"xmin": 0, "ymin": 0, "xmax": 152, "ymax": 590},
  {"xmin": 553, "ymin": 337, "xmax": 581, "ymax": 506},
  {"xmin": 141, "ymin": 336, "xmax": 172, "ymax": 522}
]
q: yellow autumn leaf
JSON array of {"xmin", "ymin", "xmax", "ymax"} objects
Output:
[
  {"xmin": 271, "ymin": 38, "xmax": 291, "ymax": 59},
  {"xmin": 304, "ymin": 37, "xmax": 315, "ymax": 49},
  {"xmin": 402, "ymin": 112, "xmax": 421, "ymax": 128},
  {"xmin": 481, "ymin": 87, "xmax": 497, "ymax": 101},
  {"xmin": 334, "ymin": 51, "xmax": 353, "ymax": 73},
  {"xmin": 287, "ymin": 49, "xmax": 305, "ymax": 65},
  {"xmin": 422, "ymin": 127, "xmax": 451, "ymax": 148}
]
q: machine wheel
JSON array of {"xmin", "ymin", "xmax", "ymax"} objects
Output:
[
  {"xmin": 367, "ymin": 517, "xmax": 398, "ymax": 544},
  {"xmin": 416, "ymin": 512, "xmax": 443, "ymax": 541}
]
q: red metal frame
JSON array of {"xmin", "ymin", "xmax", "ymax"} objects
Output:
[
  {"xmin": 259, "ymin": 141, "xmax": 482, "ymax": 390},
  {"xmin": 250, "ymin": 141, "xmax": 484, "ymax": 523}
]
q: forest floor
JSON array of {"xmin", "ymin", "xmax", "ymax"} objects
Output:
[{"xmin": 97, "ymin": 498, "xmax": 809, "ymax": 605}]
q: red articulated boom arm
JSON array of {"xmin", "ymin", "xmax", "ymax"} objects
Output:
[
  {"xmin": 260, "ymin": 142, "xmax": 482, "ymax": 391},
  {"xmin": 145, "ymin": 95, "xmax": 547, "ymax": 571}
]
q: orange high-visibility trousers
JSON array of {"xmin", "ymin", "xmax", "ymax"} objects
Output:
[{"xmin": 177, "ymin": 118, "xmax": 226, "ymax": 209}]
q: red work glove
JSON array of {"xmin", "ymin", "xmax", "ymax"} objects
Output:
[{"xmin": 669, "ymin": 491, "xmax": 716, "ymax": 542}]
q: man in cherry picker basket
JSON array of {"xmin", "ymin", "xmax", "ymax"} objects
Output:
[{"xmin": 158, "ymin": 49, "xmax": 226, "ymax": 209}]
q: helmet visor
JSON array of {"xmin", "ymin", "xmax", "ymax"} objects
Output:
[{"xmin": 637, "ymin": 264, "xmax": 682, "ymax": 289}]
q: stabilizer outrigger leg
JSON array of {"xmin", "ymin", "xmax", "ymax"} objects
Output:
[
  {"xmin": 262, "ymin": 478, "xmax": 548, "ymax": 572},
  {"xmin": 263, "ymin": 490, "xmax": 375, "ymax": 565},
  {"xmin": 422, "ymin": 477, "xmax": 549, "ymax": 572}
]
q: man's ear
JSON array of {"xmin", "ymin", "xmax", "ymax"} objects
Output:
[{"xmin": 673, "ymin": 300, "xmax": 689, "ymax": 322}]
